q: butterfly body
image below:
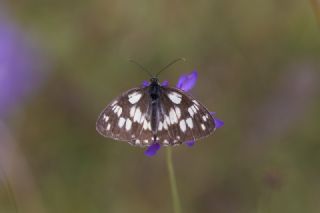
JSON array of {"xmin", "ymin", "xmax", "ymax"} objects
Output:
[
  {"xmin": 149, "ymin": 78, "xmax": 163, "ymax": 139},
  {"xmin": 96, "ymin": 77, "xmax": 216, "ymax": 147}
]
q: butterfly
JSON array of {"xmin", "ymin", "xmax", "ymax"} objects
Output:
[{"xmin": 96, "ymin": 60, "xmax": 216, "ymax": 147}]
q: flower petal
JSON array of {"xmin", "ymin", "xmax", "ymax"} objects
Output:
[
  {"xmin": 161, "ymin": 80, "xmax": 169, "ymax": 87},
  {"xmin": 214, "ymin": 118, "xmax": 224, "ymax": 128},
  {"xmin": 142, "ymin": 80, "xmax": 150, "ymax": 87},
  {"xmin": 0, "ymin": 13, "xmax": 47, "ymax": 117},
  {"xmin": 210, "ymin": 112, "xmax": 224, "ymax": 128},
  {"xmin": 185, "ymin": 140, "xmax": 195, "ymax": 147},
  {"xmin": 176, "ymin": 71, "xmax": 198, "ymax": 92},
  {"xmin": 144, "ymin": 143, "xmax": 161, "ymax": 157},
  {"xmin": 176, "ymin": 75, "xmax": 187, "ymax": 89}
]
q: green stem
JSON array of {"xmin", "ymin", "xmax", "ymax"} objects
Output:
[{"xmin": 166, "ymin": 147, "xmax": 182, "ymax": 213}]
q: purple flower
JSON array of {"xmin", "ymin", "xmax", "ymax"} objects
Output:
[
  {"xmin": 143, "ymin": 70, "xmax": 223, "ymax": 156},
  {"xmin": 176, "ymin": 71, "xmax": 198, "ymax": 92},
  {"xmin": 142, "ymin": 80, "xmax": 169, "ymax": 88},
  {"xmin": 142, "ymin": 80, "xmax": 150, "ymax": 87},
  {"xmin": 144, "ymin": 143, "xmax": 161, "ymax": 157},
  {"xmin": 185, "ymin": 140, "xmax": 196, "ymax": 147},
  {"xmin": 161, "ymin": 80, "xmax": 169, "ymax": 87},
  {"xmin": 0, "ymin": 13, "xmax": 46, "ymax": 118},
  {"xmin": 210, "ymin": 112, "xmax": 224, "ymax": 129}
]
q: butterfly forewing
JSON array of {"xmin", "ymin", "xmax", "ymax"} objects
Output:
[
  {"xmin": 156, "ymin": 87, "xmax": 215, "ymax": 146},
  {"xmin": 96, "ymin": 87, "xmax": 154, "ymax": 147}
]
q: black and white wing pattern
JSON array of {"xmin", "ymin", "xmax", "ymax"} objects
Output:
[
  {"xmin": 96, "ymin": 85, "xmax": 216, "ymax": 147},
  {"xmin": 156, "ymin": 87, "xmax": 215, "ymax": 146},
  {"xmin": 96, "ymin": 87, "xmax": 154, "ymax": 147}
]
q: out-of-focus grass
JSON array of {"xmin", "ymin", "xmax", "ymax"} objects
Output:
[{"xmin": 0, "ymin": 0, "xmax": 320, "ymax": 212}]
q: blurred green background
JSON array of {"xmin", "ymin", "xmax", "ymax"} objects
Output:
[{"xmin": 1, "ymin": 0, "xmax": 320, "ymax": 212}]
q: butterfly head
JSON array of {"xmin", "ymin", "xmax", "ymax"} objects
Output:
[
  {"xmin": 149, "ymin": 77, "xmax": 161, "ymax": 100},
  {"xmin": 150, "ymin": 77, "xmax": 159, "ymax": 85}
]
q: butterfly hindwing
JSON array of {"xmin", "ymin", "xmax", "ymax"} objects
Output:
[{"xmin": 156, "ymin": 87, "xmax": 215, "ymax": 146}]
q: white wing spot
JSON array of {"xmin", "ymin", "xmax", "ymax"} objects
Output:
[
  {"xmin": 130, "ymin": 106, "xmax": 136, "ymax": 117},
  {"xmin": 113, "ymin": 105, "xmax": 119, "ymax": 112},
  {"xmin": 135, "ymin": 139, "xmax": 141, "ymax": 145},
  {"xmin": 188, "ymin": 107, "xmax": 195, "ymax": 117},
  {"xmin": 133, "ymin": 107, "xmax": 141, "ymax": 122},
  {"xmin": 168, "ymin": 92, "xmax": 182, "ymax": 104},
  {"xmin": 118, "ymin": 117, "xmax": 126, "ymax": 128},
  {"xmin": 111, "ymin": 100, "xmax": 118, "ymax": 106},
  {"xmin": 191, "ymin": 105, "xmax": 198, "ymax": 113},
  {"xmin": 147, "ymin": 122, "xmax": 151, "ymax": 131},
  {"xmin": 163, "ymin": 120, "xmax": 168, "ymax": 130},
  {"xmin": 103, "ymin": 115, "xmax": 109, "ymax": 122},
  {"xmin": 139, "ymin": 115, "xmax": 145, "ymax": 124},
  {"xmin": 179, "ymin": 120, "xmax": 187, "ymax": 132},
  {"xmin": 165, "ymin": 115, "xmax": 171, "ymax": 125},
  {"xmin": 117, "ymin": 107, "xmax": 122, "ymax": 117},
  {"xmin": 113, "ymin": 106, "xmax": 122, "ymax": 117},
  {"xmin": 158, "ymin": 121, "xmax": 163, "ymax": 131},
  {"xmin": 169, "ymin": 108, "xmax": 178, "ymax": 124},
  {"xmin": 186, "ymin": 118, "xmax": 193, "ymax": 129},
  {"xmin": 125, "ymin": 118, "xmax": 132, "ymax": 131},
  {"xmin": 201, "ymin": 123, "xmax": 206, "ymax": 130},
  {"xmin": 143, "ymin": 119, "xmax": 148, "ymax": 130},
  {"xmin": 143, "ymin": 139, "xmax": 148, "ymax": 144},
  {"xmin": 163, "ymin": 140, "xmax": 169, "ymax": 145},
  {"xmin": 202, "ymin": 115, "xmax": 207, "ymax": 121},
  {"xmin": 192, "ymin": 100, "xmax": 199, "ymax": 106},
  {"xmin": 107, "ymin": 123, "xmax": 111, "ymax": 130},
  {"xmin": 128, "ymin": 92, "xmax": 142, "ymax": 104},
  {"xmin": 176, "ymin": 136, "xmax": 180, "ymax": 140},
  {"xmin": 175, "ymin": 106, "xmax": 181, "ymax": 119}
]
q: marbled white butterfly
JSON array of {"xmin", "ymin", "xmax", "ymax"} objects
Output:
[{"xmin": 96, "ymin": 59, "xmax": 216, "ymax": 147}]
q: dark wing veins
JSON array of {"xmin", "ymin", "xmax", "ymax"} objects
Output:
[
  {"xmin": 96, "ymin": 87, "xmax": 154, "ymax": 147},
  {"xmin": 155, "ymin": 86, "xmax": 215, "ymax": 146}
]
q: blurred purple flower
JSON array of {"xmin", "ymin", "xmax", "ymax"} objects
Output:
[
  {"xmin": 176, "ymin": 70, "xmax": 198, "ymax": 92},
  {"xmin": 185, "ymin": 140, "xmax": 195, "ymax": 147},
  {"xmin": 0, "ymin": 14, "xmax": 45, "ymax": 118},
  {"xmin": 142, "ymin": 80, "xmax": 169, "ymax": 87},
  {"xmin": 210, "ymin": 112, "xmax": 224, "ymax": 129},
  {"xmin": 144, "ymin": 70, "xmax": 223, "ymax": 156},
  {"xmin": 144, "ymin": 143, "xmax": 161, "ymax": 157},
  {"xmin": 142, "ymin": 80, "xmax": 150, "ymax": 87},
  {"xmin": 161, "ymin": 80, "xmax": 169, "ymax": 87}
]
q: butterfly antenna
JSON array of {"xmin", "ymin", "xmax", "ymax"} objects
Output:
[
  {"xmin": 129, "ymin": 59, "xmax": 153, "ymax": 78},
  {"xmin": 155, "ymin": 58, "xmax": 186, "ymax": 77}
]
